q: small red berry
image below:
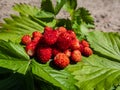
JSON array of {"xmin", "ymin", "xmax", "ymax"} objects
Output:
[
  {"xmin": 83, "ymin": 47, "xmax": 93, "ymax": 57},
  {"xmin": 44, "ymin": 26, "xmax": 53, "ymax": 32},
  {"xmin": 25, "ymin": 42, "xmax": 36, "ymax": 56},
  {"xmin": 32, "ymin": 31, "xmax": 42, "ymax": 38},
  {"xmin": 54, "ymin": 53, "xmax": 70, "ymax": 69},
  {"xmin": 21, "ymin": 35, "xmax": 31, "ymax": 45},
  {"xmin": 43, "ymin": 30, "xmax": 58, "ymax": 45},
  {"xmin": 71, "ymin": 50, "xmax": 82, "ymax": 63},
  {"xmin": 80, "ymin": 40, "xmax": 89, "ymax": 47},
  {"xmin": 64, "ymin": 49, "xmax": 71, "ymax": 57},
  {"xmin": 37, "ymin": 47, "xmax": 52, "ymax": 63},
  {"xmin": 70, "ymin": 39, "xmax": 80, "ymax": 50},
  {"xmin": 57, "ymin": 26, "xmax": 67, "ymax": 35},
  {"xmin": 79, "ymin": 43, "xmax": 84, "ymax": 53},
  {"xmin": 57, "ymin": 32, "xmax": 72, "ymax": 51},
  {"xmin": 67, "ymin": 30, "xmax": 76, "ymax": 40},
  {"xmin": 32, "ymin": 36, "xmax": 41, "ymax": 44},
  {"xmin": 52, "ymin": 48, "xmax": 61, "ymax": 57}
]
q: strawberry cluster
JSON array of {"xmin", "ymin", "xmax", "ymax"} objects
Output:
[{"xmin": 21, "ymin": 26, "xmax": 93, "ymax": 69}]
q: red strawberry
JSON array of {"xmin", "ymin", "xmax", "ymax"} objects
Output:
[
  {"xmin": 21, "ymin": 35, "xmax": 31, "ymax": 45},
  {"xmin": 67, "ymin": 30, "xmax": 76, "ymax": 40},
  {"xmin": 80, "ymin": 40, "xmax": 89, "ymax": 47},
  {"xmin": 70, "ymin": 39, "xmax": 80, "ymax": 50},
  {"xmin": 25, "ymin": 42, "xmax": 37, "ymax": 56},
  {"xmin": 43, "ymin": 30, "xmax": 58, "ymax": 45},
  {"xmin": 83, "ymin": 47, "xmax": 93, "ymax": 57},
  {"xmin": 54, "ymin": 53, "xmax": 70, "ymax": 68},
  {"xmin": 37, "ymin": 47, "xmax": 52, "ymax": 63},
  {"xmin": 32, "ymin": 36, "xmax": 42, "ymax": 44},
  {"xmin": 32, "ymin": 31, "xmax": 42, "ymax": 38},
  {"xmin": 44, "ymin": 26, "xmax": 53, "ymax": 32},
  {"xmin": 57, "ymin": 26, "xmax": 67, "ymax": 35},
  {"xmin": 57, "ymin": 32, "xmax": 72, "ymax": 51},
  {"xmin": 64, "ymin": 49, "xmax": 71, "ymax": 57},
  {"xmin": 52, "ymin": 48, "xmax": 61, "ymax": 57},
  {"xmin": 71, "ymin": 50, "xmax": 82, "ymax": 63},
  {"xmin": 79, "ymin": 43, "xmax": 84, "ymax": 53}
]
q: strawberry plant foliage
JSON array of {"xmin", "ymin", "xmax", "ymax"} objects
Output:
[
  {"xmin": 0, "ymin": 0, "xmax": 120, "ymax": 90},
  {"xmin": 0, "ymin": 40, "xmax": 77, "ymax": 90},
  {"xmin": 67, "ymin": 54, "xmax": 120, "ymax": 90},
  {"xmin": 87, "ymin": 31, "xmax": 120, "ymax": 62}
]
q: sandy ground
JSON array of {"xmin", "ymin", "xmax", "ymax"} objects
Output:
[{"xmin": 0, "ymin": 0, "xmax": 120, "ymax": 32}]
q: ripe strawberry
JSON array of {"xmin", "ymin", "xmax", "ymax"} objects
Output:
[
  {"xmin": 64, "ymin": 49, "xmax": 71, "ymax": 57},
  {"xmin": 32, "ymin": 36, "xmax": 41, "ymax": 44},
  {"xmin": 71, "ymin": 50, "xmax": 82, "ymax": 63},
  {"xmin": 79, "ymin": 43, "xmax": 84, "ymax": 53},
  {"xmin": 25, "ymin": 42, "xmax": 37, "ymax": 56},
  {"xmin": 32, "ymin": 31, "xmax": 42, "ymax": 38},
  {"xmin": 37, "ymin": 47, "xmax": 52, "ymax": 63},
  {"xmin": 83, "ymin": 47, "xmax": 93, "ymax": 57},
  {"xmin": 44, "ymin": 26, "xmax": 53, "ymax": 32},
  {"xmin": 57, "ymin": 26, "xmax": 67, "ymax": 35},
  {"xmin": 43, "ymin": 30, "xmax": 58, "ymax": 45},
  {"xmin": 67, "ymin": 30, "xmax": 76, "ymax": 40},
  {"xmin": 57, "ymin": 32, "xmax": 72, "ymax": 51},
  {"xmin": 70, "ymin": 39, "xmax": 80, "ymax": 50},
  {"xmin": 80, "ymin": 40, "xmax": 89, "ymax": 47},
  {"xmin": 21, "ymin": 35, "xmax": 31, "ymax": 45},
  {"xmin": 52, "ymin": 48, "xmax": 61, "ymax": 57},
  {"xmin": 54, "ymin": 53, "xmax": 70, "ymax": 68}
]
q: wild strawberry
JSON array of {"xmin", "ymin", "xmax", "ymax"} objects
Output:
[
  {"xmin": 44, "ymin": 26, "xmax": 53, "ymax": 32},
  {"xmin": 37, "ymin": 47, "xmax": 52, "ymax": 63},
  {"xmin": 64, "ymin": 49, "xmax": 71, "ymax": 57},
  {"xmin": 21, "ymin": 35, "xmax": 31, "ymax": 45},
  {"xmin": 54, "ymin": 53, "xmax": 70, "ymax": 69},
  {"xmin": 57, "ymin": 26, "xmax": 67, "ymax": 35},
  {"xmin": 32, "ymin": 31, "xmax": 42, "ymax": 38},
  {"xmin": 70, "ymin": 39, "xmax": 80, "ymax": 50},
  {"xmin": 57, "ymin": 32, "xmax": 72, "ymax": 51},
  {"xmin": 83, "ymin": 47, "xmax": 93, "ymax": 57},
  {"xmin": 25, "ymin": 42, "xmax": 37, "ymax": 56},
  {"xmin": 52, "ymin": 48, "xmax": 61, "ymax": 57},
  {"xmin": 80, "ymin": 40, "xmax": 89, "ymax": 47},
  {"xmin": 71, "ymin": 50, "xmax": 82, "ymax": 63},
  {"xmin": 79, "ymin": 43, "xmax": 84, "ymax": 53},
  {"xmin": 67, "ymin": 30, "xmax": 76, "ymax": 40},
  {"xmin": 32, "ymin": 36, "xmax": 41, "ymax": 44},
  {"xmin": 43, "ymin": 30, "xmax": 58, "ymax": 45}
]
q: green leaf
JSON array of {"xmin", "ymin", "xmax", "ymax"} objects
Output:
[
  {"xmin": 0, "ymin": 40, "xmax": 29, "ymax": 60},
  {"xmin": 72, "ymin": 7, "xmax": 94, "ymax": 28},
  {"xmin": 0, "ymin": 72, "xmax": 34, "ymax": 90},
  {"xmin": 31, "ymin": 60, "xmax": 77, "ymax": 90},
  {"xmin": 0, "ymin": 73, "xmax": 26, "ymax": 90},
  {"xmin": 0, "ymin": 32, "xmax": 21, "ymax": 43},
  {"xmin": 34, "ymin": 76, "xmax": 61, "ymax": 90},
  {"xmin": 41, "ymin": 0, "xmax": 54, "ymax": 13},
  {"xmin": 0, "ymin": 40, "xmax": 30, "ymax": 74},
  {"xmin": 3, "ymin": 14, "xmax": 44, "ymax": 35},
  {"xmin": 0, "ymin": 40, "xmax": 34, "ymax": 90},
  {"xmin": 56, "ymin": 19, "xmax": 72, "ymax": 29},
  {"xmin": 72, "ymin": 22, "xmax": 88, "ymax": 36},
  {"xmin": 68, "ymin": 55, "xmax": 120, "ymax": 90},
  {"xmin": 13, "ymin": 3, "xmax": 39, "ymax": 16},
  {"xmin": 54, "ymin": 0, "xmax": 67, "ymax": 15},
  {"xmin": 35, "ymin": 10, "xmax": 54, "ymax": 19},
  {"xmin": 24, "ymin": 70, "xmax": 35, "ymax": 90},
  {"xmin": 87, "ymin": 31, "xmax": 120, "ymax": 62},
  {"xmin": 63, "ymin": 0, "xmax": 77, "ymax": 15}
]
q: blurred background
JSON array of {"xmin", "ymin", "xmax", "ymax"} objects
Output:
[{"xmin": 0, "ymin": 0, "xmax": 120, "ymax": 32}]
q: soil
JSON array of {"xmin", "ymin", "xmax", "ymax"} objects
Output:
[{"xmin": 0, "ymin": 0, "xmax": 120, "ymax": 32}]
